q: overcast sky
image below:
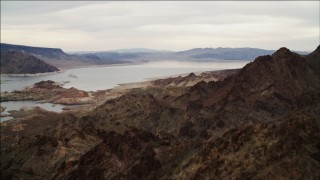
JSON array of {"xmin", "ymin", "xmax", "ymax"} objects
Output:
[{"xmin": 1, "ymin": 1, "xmax": 319, "ymax": 52}]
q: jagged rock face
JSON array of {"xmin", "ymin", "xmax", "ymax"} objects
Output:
[
  {"xmin": 55, "ymin": 129, "xmax": 162, "ymax": 179},
  {"xmin": 0, "ymin": 50, "xmax": 59, "ymax": 74},
  {"xmin": 1, "ymin": 112, "xmax": 100, "ymax": 179},
  {"xmin": 181, "ymin": 46, "xmax": 320, "ymax": 124},
  {"xmin": 190, "ymin": 112, "xmax": 320, "ymax": 179},
  {"xmin": 55, "ymin": 112, "xmax": 320, "ymax": 180},
  {"xmin": 1, "ymin": 46, "xmax": 320, "ymax": 179},
  {"xmin": 221, "ymin": 48, "xmax": 319, "ymax": 106}
]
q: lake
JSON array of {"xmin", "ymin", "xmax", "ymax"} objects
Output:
[
  {"xmin": 0, "ymin": 61, "xmax": 250, "ymax": 122},
  {"xmin": 0, "ymin": 101, "xmax": 66, "ymax": 122},
  {"xmin": 0, "ymin": 61, "xmax": 249, "ymax": 92}
]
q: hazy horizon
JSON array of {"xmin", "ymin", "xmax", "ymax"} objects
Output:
[
  {"xmin": 1, "ymin": 1, "xmax": 319, "ymax": 52},
  {"xmin": 2, "ymin": 42, "xmax": 310, "ymax": 53}
]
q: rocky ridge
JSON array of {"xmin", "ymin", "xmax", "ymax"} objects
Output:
[
  {"xmin": 152, "ymin": 69, "xmax": 238, "ymax": 87},
  {"xmin": 1, "ymin": 46, "xmax": 320, "ymax": 179}
]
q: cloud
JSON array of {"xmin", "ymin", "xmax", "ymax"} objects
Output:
[{"xmin": 1, "ymin": 1, "xmax": 319, "ymax": 51}]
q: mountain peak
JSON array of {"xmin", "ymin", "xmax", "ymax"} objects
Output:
[
  {"xmin": 315, "ymin": 45, "xmax": 320, "ymax": 53},
  {"xmin": 274, "ymin": 47, "xmax": 291, "ymax": 54},
  {"xmin": 272, "ymin": 47, "xmax": 293, "ymax": 59}
]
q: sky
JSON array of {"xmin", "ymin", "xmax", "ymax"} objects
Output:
[{"xmin": 1, "ymin": 1, "xmax": 319, "ymax": 52}]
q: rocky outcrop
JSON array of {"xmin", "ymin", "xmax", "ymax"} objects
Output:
[
  {"xmin": 152, "ymin": 70, "xmax": 238, "ymax": 87},
  {"xmin": 33, "ymin": 80, "xmax": 63, "ymax": 89},
  {"xmin": 0, "ymin": 80, "xmax": 93, "ymax": 105},
  {"xmin": 51, "ymin": 87, "xmax": 92, "ymax": 105},
  {"xmin": 0, "ymin": 50, "xmax": 59, "ymax": 74},
  {"xmin": 0, "ymin": 80, "xmax": 65, "ymax": 102}
]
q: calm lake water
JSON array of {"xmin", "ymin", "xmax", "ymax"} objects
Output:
[
  {"xmin": 0, "ymin": 61, "xmax": 249, "ymax": 92},
  {"xmin": 0, "ymin": 101, "xmax": 66, "ymax": 122},
  {"xmin": 0, "ymin": 61, "xmax": 249, "ymax": 122}
]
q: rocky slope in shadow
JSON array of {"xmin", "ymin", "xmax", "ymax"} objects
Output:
[
  {"xmin": 178, "ymin": 47, "xmax": 320, "ymax": 127},
  {"xmin": 1, "ymin": 46, "xmax": 319, "ymax": 179},
  {"xmin": 0, "ymin": 51, "xmax": 59, "ymax": 74}
]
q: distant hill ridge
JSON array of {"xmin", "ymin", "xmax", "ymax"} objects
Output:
[
  {"xmin": 176, "ymin": 47, "xmax": 309, "ymax": 60},
  {"xmin": 1, "ymin": 43, "xmax": 70, "ymax": 59},
  {"xmin": 0, "ymin": 43, "xmax": 129, "ymax": 67},
  {"xmin": 0, "ymin": 43, "xmax": 310, "ymax": 65},
  {"xmin": 0, "ymin": 50, "xmax": 59, "ymax": 74}
]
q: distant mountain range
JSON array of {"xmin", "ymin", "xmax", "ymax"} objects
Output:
[
  {"xmin": 70, "ymin": 47, "xmax": 275, "ymax": 61},
  {"xmin": 69, "ymin": 48, "xmax": 172, "ymax": 54},
  {"xmin": 0, "ymin": 43, "xmax": 310, "ymax": 73},
  {"xmin": 176, "ymin": 47, "xmax": 275, "ymax": 60},
  {"xmin": 1, "ymin": 43, "xmax": 71, "ymax": 60},
  {"xmin": 0, "ymin": 43, "xmax": 129, "ymax": 70}
]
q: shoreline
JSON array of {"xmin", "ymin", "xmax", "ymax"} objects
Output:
[
  {"xmin": 0, "ymin": 68, "xmax": 238, "ymax": 123},
  {"xmin": 0, "ymin": 70, "xmax": 65, "ymax": 77},
  {"xmin": 56, "ymin": 61, "xmax": 145, "ymax": 71},
  {"xmin": 0, "ymin": 61, "xmax": 145, "ymax": 77},
  {"xmin": 0, "ymin": 60, "xmax": 247, "ymax": 77}
]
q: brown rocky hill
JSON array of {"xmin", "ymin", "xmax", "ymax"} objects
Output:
[
  {"xmin": 0, "ymin": 50, "xmax": 59, "ymax": 74},
  {"xmin": 55, "ymin": 46, "xmax": 320, "ymax": 179},
  {"xmin": 181, "ymin": 47, "xmax": 320, "ymax": 124},
  {"xmin": 1, "ymin": 46, "xmax": 319, "ymax": 179}
]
